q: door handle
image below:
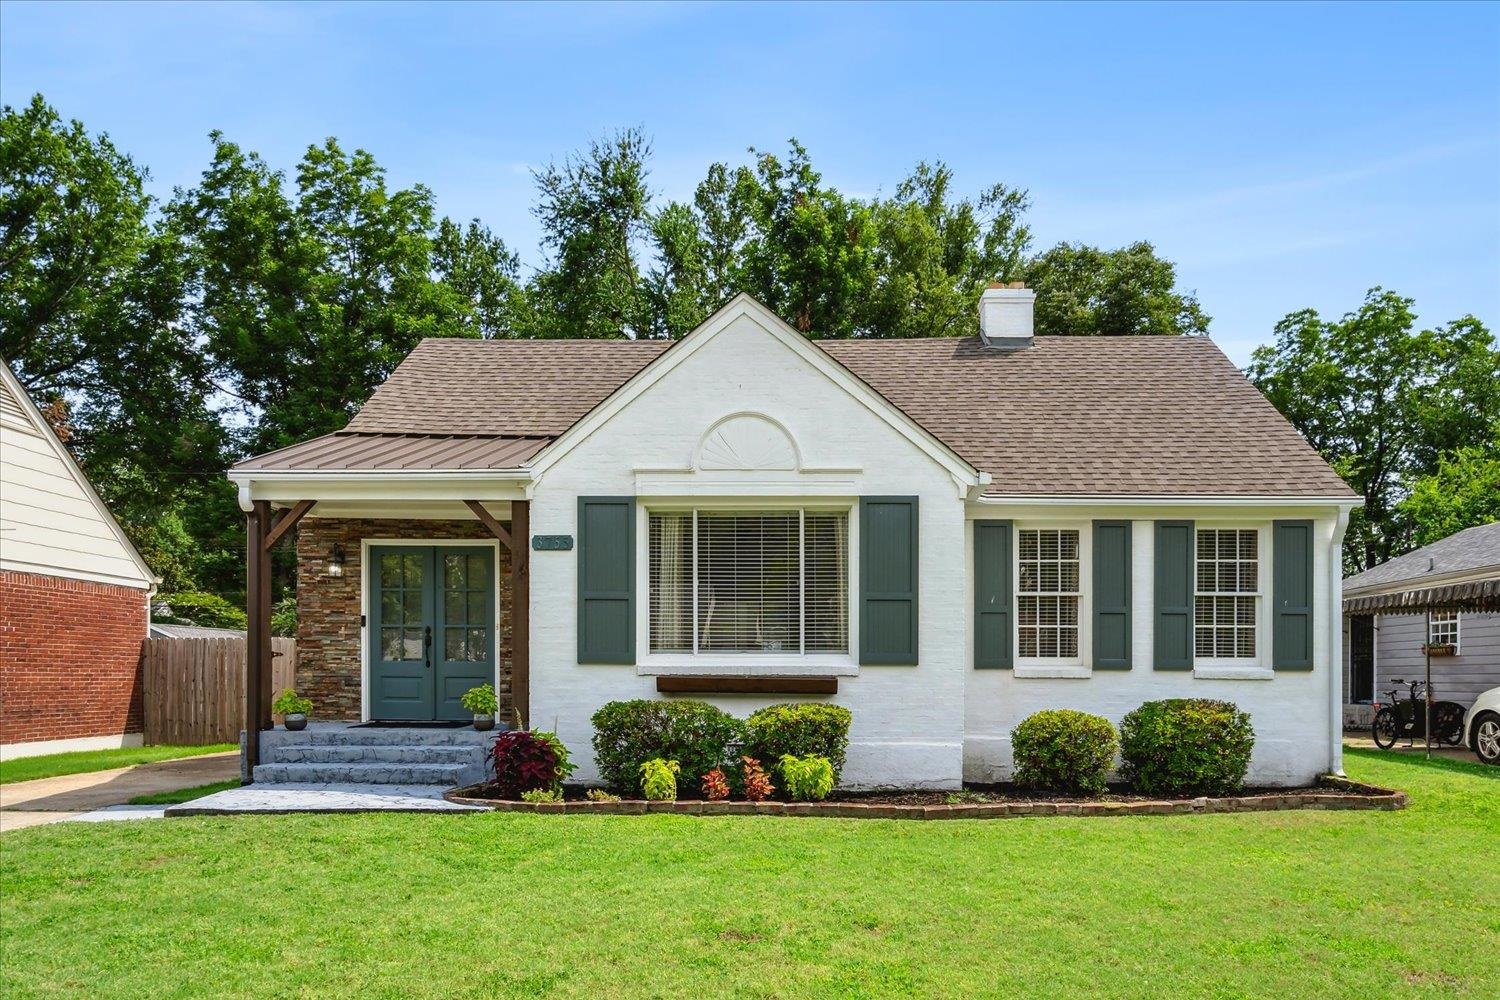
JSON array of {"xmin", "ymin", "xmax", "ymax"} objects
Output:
[{"xmin": 424, "ymin": 625, "xmax": 432, "ymax": 669}]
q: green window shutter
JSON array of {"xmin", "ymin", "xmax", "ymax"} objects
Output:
[
  {"xmin": 577, "ymin": 497, "xmax": 635, "ymax": 664},
  {"xmin": 1154, "ymin": 520, "xmax": 1194, "ymax": 670},
  {"xmin": 860, "ymin": 497, "xmax": 918, "ymax": 665},
  {"xmin": 1093, "ymin": 520, "xmax": 1132, "ymax": 669},
  {"xmin": 974, "ymin": 520, "xmax": 1013, "ymax": 668},
  {"xmin": 1273, "ymin": 519, "xmax": 1315, "ymax": 670}
]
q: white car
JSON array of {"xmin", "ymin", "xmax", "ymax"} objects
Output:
[{"xmin": 1463, "ymin": 687, "xmax": 1500, "ymax": 765}]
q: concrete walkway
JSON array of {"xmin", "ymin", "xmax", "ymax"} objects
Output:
[
  {"xmin": 167, "ymin": 782, "xmax": 482, "ymax": 816},
  {"xmin": 0, "ymin": 751, "xmax": 239, "ymax": 831}
]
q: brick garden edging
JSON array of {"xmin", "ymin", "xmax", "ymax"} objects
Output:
[{"xmin": 444, "ymin": 775, "xmax": 1406, "ymax": 818}]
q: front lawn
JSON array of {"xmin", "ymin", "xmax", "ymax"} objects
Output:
[
  {"xmin": 1, "ymin": 749, "xmax": 1495, "ymax": 998},
  {"xmin": 0, "ymin": 743, "xmax": 236, "ymax": 785}
]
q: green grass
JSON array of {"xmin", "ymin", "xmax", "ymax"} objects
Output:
[
  {"xmin": 1, "ymin": 749, "xmax": 1496, "ymax": 999},
  {"xmin": 0, "ymin": 743, "xmax": 236, "ymax": 785},
  {"xmin": 125, "ymin": 779, "xmax": 242, "ymax": 806}
]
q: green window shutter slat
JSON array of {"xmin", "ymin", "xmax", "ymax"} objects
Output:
[
  {"xmin": 1154, "ymin": 520, "xmax": 1194, "ymax": 670},
  {"xmin": 1273, "ymin": 519, "xmax": 1315, "ymax": 670},
  {"xmin": 1093, "ymin": 520, "xmax": 1132, "ymax": 669},
  {"xmin": 974, "ymin": 520, "xmax": 1013, "ymax": 669},
  {"xmin": 577, "ymin": 497, "xmax": 635, "ymax": 664},
  {"xmin": 860, "ymin": 496, "xmax": 918, "ymax": 665}
]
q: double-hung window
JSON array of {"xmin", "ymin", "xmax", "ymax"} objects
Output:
[
  {"xmin": 1194, "ymin": 528, "xmax": 1260, "ymax": 661},
  {"xmin": 1017, "ymin": 527, "xmax": 1081, "ymax": 660},
  {"xmin": 648, "ymin": 509, "xmax": 849, "ymax": 655},
  {"xmin": 1428, "ymin": 611, "xmax": 1460, "ymax": 651}
]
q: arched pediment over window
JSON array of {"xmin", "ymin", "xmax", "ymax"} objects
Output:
[{"xmin": 695, "ymin": 413, "xmax": 801, "ymax": 472}]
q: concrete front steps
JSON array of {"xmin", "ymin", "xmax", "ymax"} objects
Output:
[{"xmin": 251, "ymin": 723, "xmax": 495, "ymax": 789}]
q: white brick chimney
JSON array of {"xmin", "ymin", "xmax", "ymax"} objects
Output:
[{"xmin": 979, "ymin": 281, "xmax": 1035, "ymax": 348}]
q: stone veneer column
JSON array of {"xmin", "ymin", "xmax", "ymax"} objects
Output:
[{"xmin": 294, "ymin": 519, "xmax": 514, "ymax": 721}]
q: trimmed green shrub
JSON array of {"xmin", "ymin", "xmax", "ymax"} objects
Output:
[
  {"xmin": 745, "ymin": 703, "xmax": 852, "ymax": 783},
  {"xmin": 590, "ymin": 700, "xmax": 746, "ymax": 796},
  {"xmin": 779, "ymin": 754, "xmax": 834, "ymax": 801},
  {"xmin": 1009, "ymin": 709, "xmax": 1117, "ymax": 795},
  {"xmin": 1119, "ymin": 699, "xmax": 1255, "ymax": 796},
  {"xmin": 154, "ymin": 592, "xmax": 248, "ymax": 631},
  {"xmin": 639, "ymin": 759, "xmax": 679, "ymax": 801}
]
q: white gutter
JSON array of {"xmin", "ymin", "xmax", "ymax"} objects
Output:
[{"xmin": 1328, "ymin": 507, "xmax": 1351, "ymax": 777}]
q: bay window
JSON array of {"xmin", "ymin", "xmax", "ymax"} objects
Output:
[{"xmin": 648, "ymin": 509, "xmax": 849, "ymax": 655}]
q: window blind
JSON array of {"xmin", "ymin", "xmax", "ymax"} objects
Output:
[{"xmin": 648, "ymin": 509, "xmax": 848, "ymax": 654}]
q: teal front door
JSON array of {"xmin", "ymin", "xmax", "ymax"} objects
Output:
[{"xmin": 370, "ymin": 545, "xmax": 495, "ymax": 721}]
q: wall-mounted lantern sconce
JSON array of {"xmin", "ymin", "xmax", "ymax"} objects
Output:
[{"xmin": 328, "ymin": 543, "xmax": 346, "ymax": 578}]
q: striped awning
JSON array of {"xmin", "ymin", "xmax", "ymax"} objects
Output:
[{"xmin": 1343, "ymin": 577, "xmax": 1500, "ymax": 615}]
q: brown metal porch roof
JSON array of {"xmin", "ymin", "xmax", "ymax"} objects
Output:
[{"xmin": 231, "ymin": 432, "xmax": 550, "ymax": 472}]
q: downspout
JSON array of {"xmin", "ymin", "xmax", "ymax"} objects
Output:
[{"xmin": 1328, "ymin": 507, "xmax": 1352, "ymax": 776}]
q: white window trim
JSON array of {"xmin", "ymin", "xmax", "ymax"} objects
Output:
[
  {"xmin": 1192, "ymin": 522, "xmax": 1273, "ymax": 680},
  {"xmin": 1013, "ymin": 521, "xmax": 1091, "ymax": 678},
  {"xmin": 1428, "ymin": 611, "xmax": 1460, "ymax": 652},
  {"xmin": 635, "ymin": 499, "xmax": 859, "ymax": 675}
]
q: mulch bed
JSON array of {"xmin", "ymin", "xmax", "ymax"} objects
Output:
[{"xmin": 445, "ymin": 775, "xmax": 1405, "ymax": 818}]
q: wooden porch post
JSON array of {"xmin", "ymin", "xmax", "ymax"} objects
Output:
[
  {"xmin": 512, "ymin": 500, "xmax": 530, "ymax": 730},
  {"xmin": 245, "ymin": 500, "xmax": 272, "ymax": 774},
  {"xmin": 464, "ymin": 499, "xmax": 529, "ymax": 729}
]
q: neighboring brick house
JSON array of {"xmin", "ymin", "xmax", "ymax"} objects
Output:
[{"xmin": 0, "ymin": 361, "xmax": 158, "ymax": 760}]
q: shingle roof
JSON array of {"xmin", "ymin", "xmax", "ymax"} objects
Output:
[
  {"xmin": 821, "ymin": 336, "xmax": 1354, "ymax": 497},
  {"xmin": 1344, "ymin": 521, "xmax": 1500, "ymax": 593},
  {"xmin": 234, "ymin": 332, "xmax": 1355, "ymax": 498}
]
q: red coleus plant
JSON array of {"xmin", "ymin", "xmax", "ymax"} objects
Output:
[
  {"xmin": 489, "ymin": 730, "xmax": 562, "ymax": 799},
  {"xmin": 701, "ymin": 768, "xmax": 730, "ymax": 801},
  {"xmin": 739, "ymin": 756, "xmax": 774, "ymax": 802}
]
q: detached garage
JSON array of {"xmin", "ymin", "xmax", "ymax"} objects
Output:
[{"xmin": 0, "ymin": 360, "xmax": 158, "ymax": 759}]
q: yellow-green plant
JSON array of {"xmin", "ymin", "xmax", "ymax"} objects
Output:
[
  {"xmin": 585, "ymin": 788, "xmax": 621, "ymax": 803},
  {"xmin": 779, "ymin": 754, "xmax": 834, "ymax": 801},
  {"xmin": 639, "ymin": 758, "xmax": 680, "ymax": 801},
  {"xmin": 520, "ymin": 787, "xmax": 562, "ymax": 803},
  {"xmin": 272, "ymin": 689, "xmax": 312, "ymax": 716}
]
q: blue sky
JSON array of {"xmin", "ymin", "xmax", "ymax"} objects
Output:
[{"xmin": 2, "ymin": 0, "xmax": 1496, "ymax": 366}]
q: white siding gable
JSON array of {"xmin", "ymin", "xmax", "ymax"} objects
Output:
[
  {"xmin": 529, "ymin": 307, "xmax": 971, "ymax": 788},
  {"xmin": 0, "ymin": 366, "xmax": 156, "ymax": 589}
]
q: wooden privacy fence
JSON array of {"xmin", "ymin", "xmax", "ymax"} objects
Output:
[{"xmin": 142, "ymin": 637, "xmax": 296, "ymax": 745}]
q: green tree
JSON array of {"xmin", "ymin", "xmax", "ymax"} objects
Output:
[
  {"xmin": 1248, "ymin": 288, "xmax": 1499, "ymax": 570},
  {"xmin": 862, "ymin": 162, "xmax": 1030, "ymax": 338},
  {"xmin": 170, "ymin": 134, "xmax": 472, "ymax": 453},
  {"xmin": 1024, "ymin": 241, "xmax": 1210, "ymax": 336},
  {"xmin": 432, "ymin": 217, "xmax": 530, "ymax": 338},
  {"xmin": 1400, "ymin": 439, "xmax": 1500, "ymax": 548},
  {"xmin": 528, "ymin": 128, "xmax": 654, "ymax": 339}
]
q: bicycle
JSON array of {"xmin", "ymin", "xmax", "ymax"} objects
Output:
[{"xmin": 1371, "ymin": 678, "xmax": 1464, "ymax": 749}]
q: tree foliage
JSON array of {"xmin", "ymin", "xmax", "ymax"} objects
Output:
[
  {"xmin": 1025, "ymin": 241, "xmax": 1210, "ymax": 337},
  {"xmin": 1249, "ymin": 288, "xmax": 1499, "ymax": 570}
]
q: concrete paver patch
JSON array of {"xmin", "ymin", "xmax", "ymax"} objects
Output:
[
  {"xmin": 167, "ymin": 783, "xmax": 482, "ymax": 816},
  {"xmin": 0, "ymin": 751, "xmax": 239, "ymax": 812},
  {"xmin": 69, "ymin": 805, "xmax": 168, "ymax": 822}
]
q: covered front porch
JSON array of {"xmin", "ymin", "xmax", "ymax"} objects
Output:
[{"xmin": 235, "ymin": 483, "xmax": 533, "ymax": 778}]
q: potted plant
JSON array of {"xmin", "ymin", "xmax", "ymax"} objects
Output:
[
  {"xmin": 461, "ymin": 683, "xmax": 499, "ymax": 731},
  {"xmin": 272, "ymin": 689, "xmax": 312, "ymax": 731},
  {"xmin": 1421, "ymin": 644, "xmax": 1458, "ymax": 657}
]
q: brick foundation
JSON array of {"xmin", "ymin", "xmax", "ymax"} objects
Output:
[
  {"xmin": 295, "ymin": 519, "xmax": 514, "ymax": 721},
  {"xmin": 0, "ymin": 569, "xmax": 147, "ymax": 746}
]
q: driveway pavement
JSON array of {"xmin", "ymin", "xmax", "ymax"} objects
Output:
[
  {"xmin": 0, "ymin": 751, "xmax": 239, "ymax": 831},
  {"xmin": 1343, "ymin": 734, "xmax": 1480, "ymax": 764}
]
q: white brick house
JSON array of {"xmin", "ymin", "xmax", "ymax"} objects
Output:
[{"xmin": 230, "ymin": 289, "xmax": 1360, "ymax": 788}]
